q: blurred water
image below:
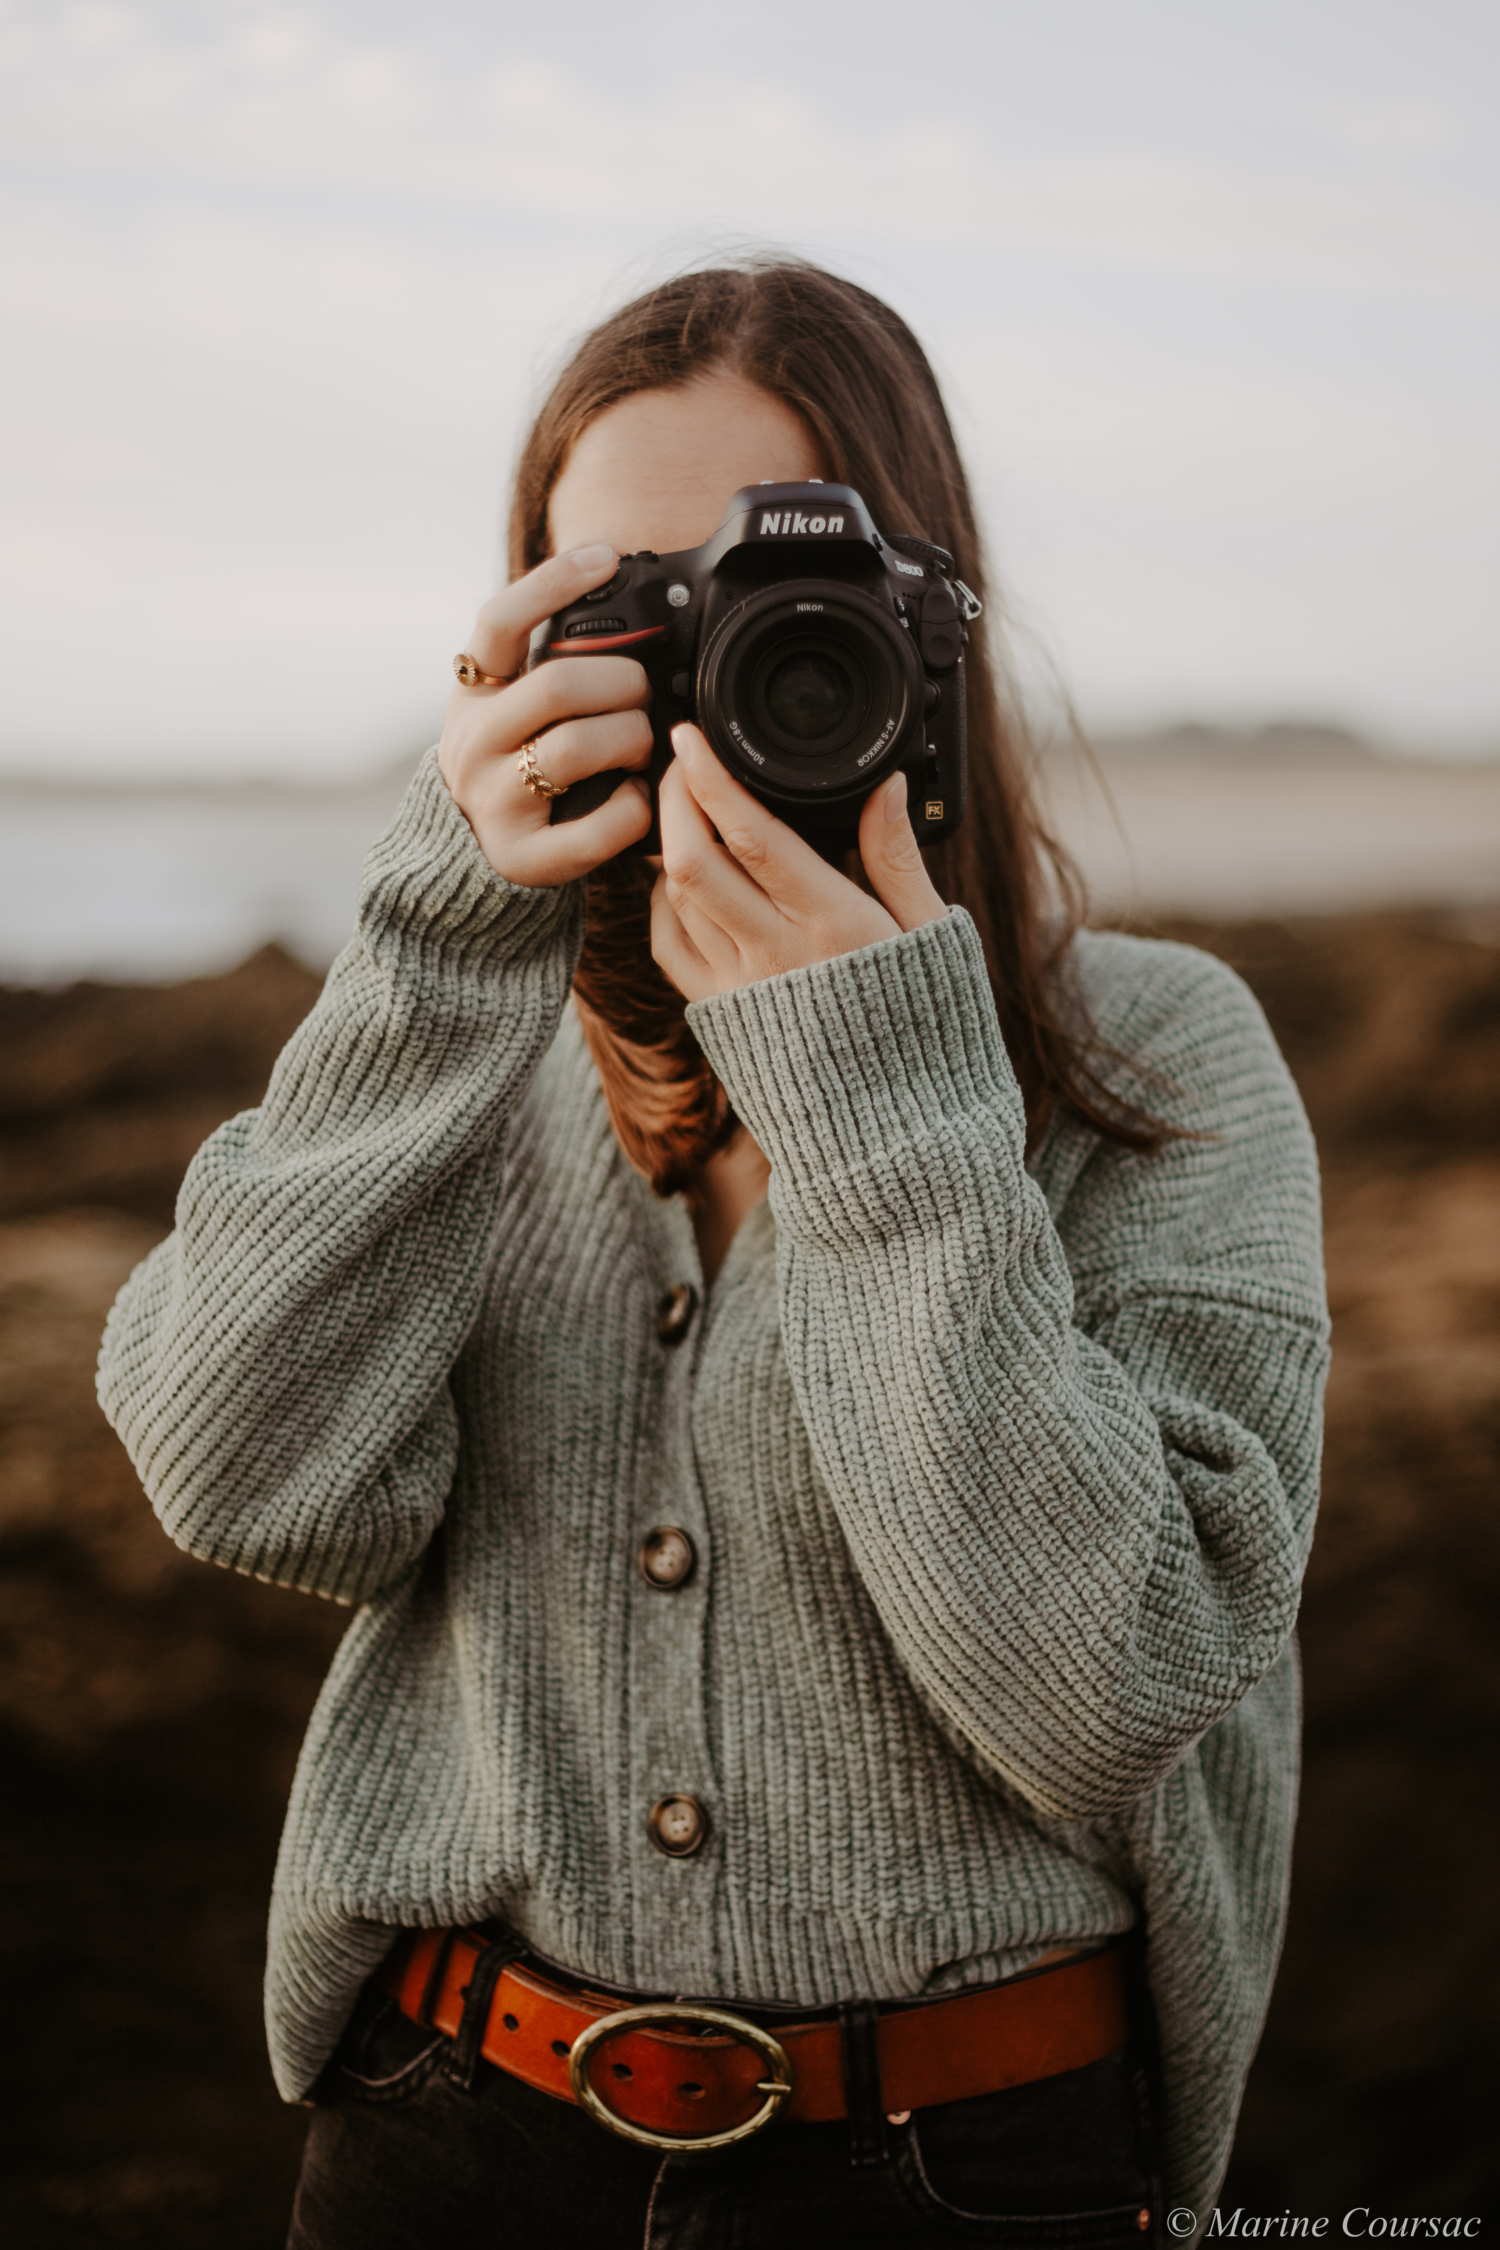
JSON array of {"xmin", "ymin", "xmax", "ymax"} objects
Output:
[
  {"xmin": 3, "ymin": 749, "xmax": 1499, "ymax": 986},
  {"xmin": 0, "ymin": 771, "xmax": 411, "ymax": 983}
]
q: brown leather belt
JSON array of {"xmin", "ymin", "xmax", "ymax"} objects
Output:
[{"xmin": 382, "ymin": 1929, "xmax": 1128, "ymax": 2153}]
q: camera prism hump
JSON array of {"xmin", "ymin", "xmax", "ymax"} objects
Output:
[{"xmin": 529, "ymin": 482, "xmax": 970, "ymax": 855}]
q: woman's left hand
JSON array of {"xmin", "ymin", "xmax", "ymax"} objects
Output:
[{"xmin": 651, "ymin": 724, "xmax": 949, "ymax": 1001}]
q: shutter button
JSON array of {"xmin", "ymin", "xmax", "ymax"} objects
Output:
[
  {"xmin": 638, "ymin": 1527, "xmax": 697, "ymax": 1590},
  {"xmin": 655, "ymin": 1284, "xmax": 697, "ymax": 1344},
  {"xmin": 649, "ymin": 1795, "xmax": 708, "ymax": 1857}
]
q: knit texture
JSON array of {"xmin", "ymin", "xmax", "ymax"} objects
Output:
[{"xmin": 98, "ymin": 751, "xmax": 1328, "ymax": 2226}]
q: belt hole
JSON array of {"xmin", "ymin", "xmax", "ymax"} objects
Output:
[
  {"xmin": 677, "ymin": 2081, "xmax": 706, "ymax": 2100},
  {"xmin": 502, "ymin": 2013, "xmax": 519, "ymax": 2032},
  {"xmin": 610, "ymin": 2062, "xmax": 633, "ymax": 2081},
  {"xmin": 550, "ymin": 2039, "xmax": 570, "ymax": 2057}
]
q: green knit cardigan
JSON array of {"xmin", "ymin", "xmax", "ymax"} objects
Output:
[{"xmin": 99, "ymin": 753, "xmax": 1329, "ymax": 2223}]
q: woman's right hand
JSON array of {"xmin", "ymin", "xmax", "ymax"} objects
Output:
[{"xmin": 438, "ymin": 544, "xmax": 654, "ymax": 887}]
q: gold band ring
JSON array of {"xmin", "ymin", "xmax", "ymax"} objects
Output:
[
  {"xmin": 453, "ymin": 653, "xmax": 520, "ymax": 689},
  {"xmin": 517, "ymin": 739, "xmax": 567, "ymax": 800}
]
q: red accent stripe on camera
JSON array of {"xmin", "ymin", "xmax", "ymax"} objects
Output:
[{"xmin": 549, "ymin": 626, "xmax": 666, "ymax": 653}]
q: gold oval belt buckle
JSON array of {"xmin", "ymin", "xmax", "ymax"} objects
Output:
[{"xmin": 568, "ymin": 2002, "xmax": 793, "ymax": 2152}]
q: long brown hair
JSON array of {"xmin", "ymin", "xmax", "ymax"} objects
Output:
[{"xmin": 508, "ymin": 257, "xmax": 1164, "ymax": 1194}]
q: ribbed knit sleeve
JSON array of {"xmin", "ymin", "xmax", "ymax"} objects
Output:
[
  {"xmin": 687, "ymin": 908, "xmax": 1328, "ymax": 1821},
  {"xmin": 97, "ymin": 751, "xmax": 583, "ymax": 1604}
]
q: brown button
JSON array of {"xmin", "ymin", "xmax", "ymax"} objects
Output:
[
  {"xmin": 655, "ymin": 1283, "xmax": 698, "ymax": 1345},
  {"xmin": 638, "ymin": 1526, "xmax": 697, "ymax": 1591},
  {"xmin": 648, "ymin": 1794, "xmax": 708, "ymax": 1857}
]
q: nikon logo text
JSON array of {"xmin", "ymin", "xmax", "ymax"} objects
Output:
[{"xmin": 760, "ymin": 511, "xmax": 845, "ymax": 535}]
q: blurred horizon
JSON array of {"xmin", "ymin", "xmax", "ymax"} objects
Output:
[
  {"xmin": 5, "ymin": 721, "xmax": 1499, "ymax": 984},
  {"xmin": 3, "ymin": 0, "xmax": 1498, "ymax": 784},
  {"xmin": 0, "ymin": 715, "xmax": 1497, "ymax": 799}
]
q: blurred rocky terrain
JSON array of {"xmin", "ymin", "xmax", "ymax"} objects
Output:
[{"xmin": 1, "ymin": 914, "xmax": 1497, "ymax": 2242}]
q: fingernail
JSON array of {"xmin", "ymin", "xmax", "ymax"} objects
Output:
[
  {"xmin": 568, "ymin": 542, "xmax": 615, "ymax": 572},
  {"xmin": 885, "ymin": 771, "xmax": 908, "ymax": 822}
]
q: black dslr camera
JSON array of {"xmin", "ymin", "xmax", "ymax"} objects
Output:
[{"xmin": 531, "ymin": 481, "xmax": 979, "ymax": 853}]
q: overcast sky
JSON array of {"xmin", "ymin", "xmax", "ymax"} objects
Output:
[{"xmin": 2, "ymin": 0, "xmax": 1496, "ymax": 779}]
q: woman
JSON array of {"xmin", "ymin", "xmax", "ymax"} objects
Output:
[{"xmin": 99, "ymin": 260, "xmax": 1328, "ymax": 2249}]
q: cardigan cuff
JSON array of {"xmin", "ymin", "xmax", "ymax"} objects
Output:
[
  {"xmin": 357, "ymin": 748, "xmax": 581, "ymax": 971},
  {"xmin": 686, "ymin": 909, "xmax": 1027, "ymax": 1226}
]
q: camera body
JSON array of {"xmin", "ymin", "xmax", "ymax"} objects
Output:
[{"xmin": 530, "ymin": 481, "xmax": 975, "ymax": 852}]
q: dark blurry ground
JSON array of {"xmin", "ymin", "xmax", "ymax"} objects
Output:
[{"xmin": 1, "ymin": 916, "xmax": 1497, "ymax": 2243}]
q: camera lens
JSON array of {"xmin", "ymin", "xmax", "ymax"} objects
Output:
[
  {"xmin": 763, "ymin": 651, "xmax": 852, "ymax": 745},
  {"xmin": 696, "ymin": 580, "xmax": 920, "ymax": 811}
]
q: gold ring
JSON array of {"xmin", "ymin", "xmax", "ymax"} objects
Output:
[
  {"xmin": 453, "ymin": 653, "xmax": 519, "ymax": 688},
  {"xmin": 518, "ymin": 739, "xmax": 567, "ymax": 800}
]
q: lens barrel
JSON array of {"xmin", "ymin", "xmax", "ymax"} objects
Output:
[{"xmin": 696, "ymin": 581, "xmax": 921, "ymax": 807}]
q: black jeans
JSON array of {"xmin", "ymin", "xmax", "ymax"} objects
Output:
[{"xmin": 288, "ymin": 1980, "xmax": 1162, "ymax": 2249}]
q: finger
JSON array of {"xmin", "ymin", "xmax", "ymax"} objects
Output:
[
  {"xmin": 464, "ymin": 544, "xmax": 618, "ymax": 682},
  {"xmin": 657, "ymin": 758, "xmax": 782, "ymax": 949},
  {"xmin": 513, "ymin": 705, "xmax": 653, "ymax": 792},
  {"xmin": 650, "ymin": 870, "xmax": 720, "ymax": 1005},
  {"xmin": 669, "ymin": 724, "xmax": 842, "ymax": 921},
  {"xmin": 673, "ymin": 887, "xmax": 744, "ymax": 984},
  {"xmin": 506, "ymin": 776, "xmax": 652, "ymax": 887},
  {"xmin": 500, "ymin": 654, "xmax": 651, "ymax": 744},
  {"xmin": 444, "ymin": 699, "xmax": 650, "ymax": 846},
  {"xmin": 857, "ymin": 772, "xmax": 949, "ymax": 933}
]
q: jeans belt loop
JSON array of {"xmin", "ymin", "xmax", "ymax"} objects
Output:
[
  {"xmin": 450, "ymin": 1936, "xmax": 527, "ymax": 2095},
  {"xmin": 837, "ymin": 1997, "xmax": 889, "ymax": 2168}
]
